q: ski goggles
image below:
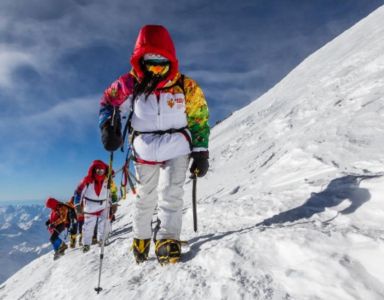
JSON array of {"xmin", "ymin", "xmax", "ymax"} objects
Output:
[
  {"xmin": 95, "ymin": 168, "xmax": 106, "ymax": 175},
  {"xmin": 143, "ymin": 60, "xmax": 170, "ymax": 76}
]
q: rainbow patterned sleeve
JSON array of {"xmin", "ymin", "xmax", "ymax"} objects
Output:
[
  {"xmin": 99, "ymin": 73, "xmax": 134, "ymax": 128},
  {"xmin": 184, "ymin": 76, "xmax": 210, "ymax": 150}
]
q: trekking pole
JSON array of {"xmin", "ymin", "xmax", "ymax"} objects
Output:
[
  {"xmin": 95, "ymin": 151, "xmax": 114, "ymax": 294},
  {"xmin": 191, "ymin": 170, "xmax": 198, "ymax": 232}
]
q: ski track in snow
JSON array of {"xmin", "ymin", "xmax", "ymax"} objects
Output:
[{"xmin": 2, "ymin": 5, "xmax": 384, "ymax": 300}]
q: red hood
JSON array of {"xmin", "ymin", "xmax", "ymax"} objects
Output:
[
  {"xmin": 130, "ymin": 25, "xmax": 178, "ymax": 85},
  {"xmin": 86, "ymin": 160, "xmax": 109, "ymax": 181},
  {"xmin": 46, "ymin": 197, "xmax": 59, "ymax": 210}
]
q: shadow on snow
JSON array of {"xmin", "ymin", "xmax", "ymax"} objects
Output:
[
  {"xmin": 183, "ymin": 174, "xmax": 381, "ymax": 262},
  {"xmin": 257, "ymin": 174, "xmax": 380, "ymax": 226}
]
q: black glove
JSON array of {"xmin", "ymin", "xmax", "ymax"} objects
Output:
[
  {"xmin": 45, "ymin": 220, "xmax": 50, "ymax": 227},
  {"xmin": 101, "ymin": 110, "xmax": 122, "ymax": 151},
  {"xmin": 111, "ymin": 204, "xmax": 118, "ymax": 215},
  {"xmin": 190, "ymin": 151, "xmax": 209, "ymax": 177}
]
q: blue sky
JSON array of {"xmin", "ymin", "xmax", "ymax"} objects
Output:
[{"xmin": 0, "ymin": 0, "xmax": 383, "ymax": 202}]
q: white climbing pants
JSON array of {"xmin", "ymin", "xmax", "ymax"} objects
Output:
[
  {"xmin": 82, "ymin": 210, "xmax": 110, "ymax": 246},
  {"xmin": 133, "ymin": 155, "xmax": 189, "ymax": 240}
]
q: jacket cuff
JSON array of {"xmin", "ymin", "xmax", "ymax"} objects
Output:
[
  {"xmin": 192, "ymin": 147, "xmax": 208, "ymax": 152},
  {"xmin": 191, "ymin": 151, "xmax": 209, "ymax": 159}
]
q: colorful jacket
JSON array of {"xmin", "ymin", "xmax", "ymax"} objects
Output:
[
  {"xmin": 99, "ymin": 25, "xmax": 209, "ymax": 161},
  {"xmin": 46, "ymin": 198, "xmax": 70, "ymax": 230}
]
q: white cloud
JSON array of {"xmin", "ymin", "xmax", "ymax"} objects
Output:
[
  {"xmin": 0, "ymin": 47, "xmax": 39, "ymax": 88},
  {"xmin": 0, "ymin": 94, "xmax": 99, "ymax": 168},
  {"xmin": 7, "ymin": 95, "xmax": 98, "ymax": 138}
]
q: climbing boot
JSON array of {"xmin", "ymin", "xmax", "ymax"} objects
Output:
[
  {"xmin": 69, "ymin": 234, "xmax": 77, "ymax": 248},
  {"xmin": 132, "ymin": 238, "xmax": 150, "ymax": 263},
  {"xmin": 58, "ymin": 242, "xmax": 68, "ymax": 255},
  {"xmin": 53, "ymin": 251, "xmax": 61, "ymax": 261},
  {"xmin": 82, "ymin": 245, "xmax": 90, "ymax": 253},
  {"xmin": 155, "ymin": 239, "xmax": 181, "ymax": 265}
]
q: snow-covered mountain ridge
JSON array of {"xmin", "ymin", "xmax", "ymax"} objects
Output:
[{"xmin": 1, "ymin": 5, "xmax": 384, "ymax": 300}]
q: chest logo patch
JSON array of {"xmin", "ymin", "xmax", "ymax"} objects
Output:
[{"xmin": 167, "ymin": 99, "xmax": 175, "ymax": 108}]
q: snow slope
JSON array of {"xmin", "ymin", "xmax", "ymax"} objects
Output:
[
  {"xmin": 0, "ymin": 205, "xmax": 50, "ymax": 284},
  {"xmin": 1, "ymin": 5, "xmax": 384, "ymax": 300}
]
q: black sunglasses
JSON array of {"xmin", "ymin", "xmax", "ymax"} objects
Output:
[{"xmin": 143, "ymin": 59, "xmax": 170, "ymax": 66}]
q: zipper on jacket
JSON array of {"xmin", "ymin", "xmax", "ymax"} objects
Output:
[
  {"xmin": 156, "ymin": 93, "xmax": 161, "ymax": 130},
  {"xmin": 156, "ymin": 94, "xmax": 160, "ymax": 115}
]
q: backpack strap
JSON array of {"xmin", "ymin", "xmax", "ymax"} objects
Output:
[
  {"xmin": 120, "ymin": 108, "xmax": 134, "ymax": 152},
  {"xmin": 120, "ymin": 79, "xmax": 139, "ymax": 152},
  {"xmin": 178, "ymin": 74, "xmax": 185, "ymax": 94}
]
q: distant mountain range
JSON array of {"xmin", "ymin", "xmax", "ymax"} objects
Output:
[{"xmin": 0, "ymin": 204, "xmax": 51, "ymax": 284}]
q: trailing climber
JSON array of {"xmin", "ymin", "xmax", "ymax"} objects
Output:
[
  {"xmin": 73, "ymin": 160, "xmax": 118, "ymax": 253},
  {"xmin": 45, "ymin": 197, "xmax": 72, "ymax": 260}
]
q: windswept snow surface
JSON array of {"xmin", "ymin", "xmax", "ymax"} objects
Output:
[{"xmin": 2, "ymin": 5, "xmax": 384, "ymax": 300}]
